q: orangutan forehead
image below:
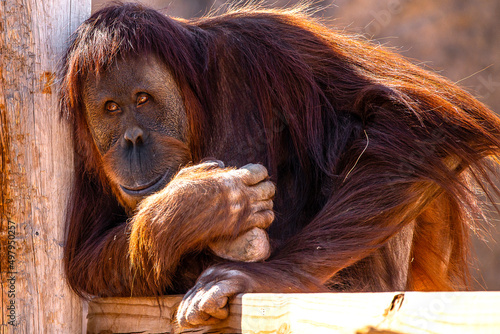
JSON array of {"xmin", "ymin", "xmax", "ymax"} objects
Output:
[{"xmin": 83, "ymin": 55, "xmax": 177, "ymax": 94}]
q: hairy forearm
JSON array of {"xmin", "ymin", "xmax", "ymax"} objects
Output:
[
  {"xmin": 128, "ymin": 163, "xmax": 275, "ymax": 281},
  {"xmin": 128, "ymin": 178, "xmax": 233, "ymax": 282}
]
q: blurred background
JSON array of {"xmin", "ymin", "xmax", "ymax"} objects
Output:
[{"xmin": 92, "ymin": 0, "xmax": 500, "ymax": 290}]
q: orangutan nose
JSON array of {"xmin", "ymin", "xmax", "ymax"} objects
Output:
[{"xmin": 123, "ymin": 126, "xmax": 144, "ymax": 147}]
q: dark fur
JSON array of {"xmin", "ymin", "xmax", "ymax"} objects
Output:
[{"xmin": 60, "ymin": 3, "xmax": 500, "ymax": 298}]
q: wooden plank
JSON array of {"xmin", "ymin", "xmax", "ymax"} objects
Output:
[
  {"xmin": 87, "ymin": 292, "xmax": 500, "ymax": 334},
  {"xmin": 0, "ymin": 0, "xmax": 90, "ymax": 333}
]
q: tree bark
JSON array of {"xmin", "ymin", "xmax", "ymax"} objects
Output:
[{"xmin": 0, "ymin": 1, "xmax": 90, "ymax": 333}]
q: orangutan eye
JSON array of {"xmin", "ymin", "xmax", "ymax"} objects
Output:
[
  {"xmin": 137, "ymin": 93, "xmax": 149, "ymax": 106},
  {"xmin": 105, "ymin": 101, "xmax": 120, "ymax": 113}
]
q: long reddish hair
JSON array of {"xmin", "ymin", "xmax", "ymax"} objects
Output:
[{"xmin": 60, "ymin": 2, "xmax": 500, "ymax": 293}]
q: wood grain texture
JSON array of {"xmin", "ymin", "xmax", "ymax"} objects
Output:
[
  {"xmin": 0, "ymin": 0, "xmax": 90, "ymax": 333},
  {"xmin": 87, "ymin": 292, "xmax": 500, "ymax": 334}
]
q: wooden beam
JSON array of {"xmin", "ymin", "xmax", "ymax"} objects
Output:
[
  {"xmin": 87, "ymin": 291, "xmax": 500, "ymax": 334},
  {"xmin": 0, "ymin": 0, "xmax": 90, "ymax": 332}
]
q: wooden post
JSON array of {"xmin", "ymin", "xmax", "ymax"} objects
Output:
[{"xmin": 0, "ymin": 0, "xmax": 90, "ymax": 333}]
